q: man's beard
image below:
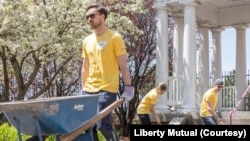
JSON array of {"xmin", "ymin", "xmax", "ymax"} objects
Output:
[{"xmin": 90, "ymin": 21, "xmax": 102, "ymax": 29}]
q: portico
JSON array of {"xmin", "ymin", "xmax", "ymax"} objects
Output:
[{"xmin": 154, "ymin": 0, "xmax": 250, "ymax": 112}]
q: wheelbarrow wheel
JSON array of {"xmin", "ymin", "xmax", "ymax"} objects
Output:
[{"xmin": 25, "ymin": 135, "xmax": 49, "ymax": 141}]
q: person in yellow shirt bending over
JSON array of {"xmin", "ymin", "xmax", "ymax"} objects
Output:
[
  {"xmin": 200, "ymin": 79, "xmax": 224, "ymax": 125},
  {"xmin": 137, "ymin": 82, "xmax": 167, "ymax": 125}
]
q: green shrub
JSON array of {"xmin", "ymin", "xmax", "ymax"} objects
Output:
[
  {"xmin": 97, "ymin": 130, "xmax": 106, "ymax": 141},
  {"xmin": 0, "ymin": 122, "xmax": 56, "ymax": 141},
  {"xmin": 0, "ymin": 122, "xmax": 105, "ymax": 141},
  {"xmin": 0, "ymin": 122, "xmax": 31, "ymax": 141}
]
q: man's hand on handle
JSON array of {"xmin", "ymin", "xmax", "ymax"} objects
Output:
[{"xmin": 121, "ymin": 85, "xmax": 135, "ymax": 102}]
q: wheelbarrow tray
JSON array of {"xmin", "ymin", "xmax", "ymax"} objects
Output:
[{"xmin": 0, "ymin": 94, "xmax": 101, "ymax": 136}]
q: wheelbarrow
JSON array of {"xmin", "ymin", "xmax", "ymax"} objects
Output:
[{"xmin": 0, "ymin": 94, "xmax": 125, "ymax": 141}]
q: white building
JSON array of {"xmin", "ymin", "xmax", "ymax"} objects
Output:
[{"xmin": 154, "ymin": 0, "xmax": 250, "ymax": 112}]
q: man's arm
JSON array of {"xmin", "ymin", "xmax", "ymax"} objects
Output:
[
  {"xmin": 117, "ymin": 54, "xmax": 131, "ymax": 85},
  {"xmin": 81, "ymin": 58, "xmax": 89, "ymax": 87},
  {"xmin": 150, "ymin": 104, "xmax": 161, "ymax": 125},
  {"xmin": 206, "ymin": 101, "xmax": 223, "ymax": 124}
]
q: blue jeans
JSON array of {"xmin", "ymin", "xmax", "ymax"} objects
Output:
[
  {"xmin": 137, "ymin": 114, "xmax": 152, "ymax": 125},
  {"xmin": 201, "ymin": 116, "xmax": 218, "ymax": 125},
  {"xmin": 82, "ymin": 91, "xmax": 118, "ymax": 141}
]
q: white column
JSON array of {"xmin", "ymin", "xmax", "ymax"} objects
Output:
[
  {"xmin": 211, "ymin": 28, "xmax": 224, "ymax": 80},
  {"xmin": 181, "ymin": 2, "xmax": 198, "ymax": 110},
  {"xmin": 198, "ymin": 25, "xmax": 210, "ymax": 101},
  {"xmin": 234, "ymin": 25, "xmax": 247, "ymax": 110},
  {"xmin": 155, "ymin": 6, "xmax": 169, "ymax": 110},
  {"xmin": 173, "ymin": 15, "xmax": 184, "ymax": 77},
  {"xmin": 211, "ymin": 28, "xmax": 224, "ymax": 111}
]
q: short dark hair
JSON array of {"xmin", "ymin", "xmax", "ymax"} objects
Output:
[
  {"xmin": 157, "ymin": 82, "xmax": 167, "ymax": 91},
  {"xmin": 85, "ymin": 4, "xmax": 108, "ymax": 20}
]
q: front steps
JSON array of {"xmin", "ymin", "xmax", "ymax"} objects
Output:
[
  {"xmin": 131, "ymin": 111, "xmax": 250, "ymax": 125},
  {"xmin": 219, "ymin": 111, "xmax": 250, "ymax": 125},
  {"xmin": 151, "ymin": 111, "xmax": 250, "ymax": 125}
]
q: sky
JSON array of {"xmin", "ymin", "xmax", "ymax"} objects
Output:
[{"xmin": 209, "ymin": 28, "xmax": 250, "ymax": 72}]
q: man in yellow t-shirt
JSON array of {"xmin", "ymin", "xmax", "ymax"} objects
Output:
[
  {"xmin": 200, "ymin": 79, "xmax": 224, "ymax": 125},
  {"xmin": 137, "ymin": 82, "xmax": 167, "ymax": 125},
  {"xmin": 81, "ymin": 4, "xmax": 132, "ymax": 141}
]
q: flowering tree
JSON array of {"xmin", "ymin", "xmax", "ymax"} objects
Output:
[
  {"xmin": 1, "ymin": 0, "xmax": 171, "ymax": 138},
  {"xmin": 0, "ymin": 0, "xmax": 84, "ymax": 100},
  {"xmin": 111, "ymin": 0, "xmax": 174, "ymax": 136},
  {"xmin": 0, "ymin": 0, "xmax": 143, "ymax": 101},
  {"xmin": 114, "ymin": 0, "xmax": 158, "ymax": 136}
]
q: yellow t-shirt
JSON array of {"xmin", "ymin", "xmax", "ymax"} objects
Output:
[
  {"xmin": 137, "ymin": 88, "xmax": 159, "ymax": 114},
  {"xmin": 82, "ymin": 29, "xmax": 126, "ymax": 93},
  {"xmin": 200, "ymin": 88, "xmax": 218, "ymax": 117}
]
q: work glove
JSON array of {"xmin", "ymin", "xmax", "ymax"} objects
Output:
[{"xmin": 121, "ymin": 85, "xmax": 135, "ymax": 102}]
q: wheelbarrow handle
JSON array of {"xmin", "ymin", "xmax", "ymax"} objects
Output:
[{"xmin": 59, "ymin": 98, "xmax": 125, "ymax": 141}]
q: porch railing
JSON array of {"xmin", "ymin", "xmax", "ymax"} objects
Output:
[
  {"xmin": 167, "ymin": 76, "xmax": 182, "ymax": 108},
  {"xmin": 167, "ymin": 77, "xmax": 238, "ymax": 111},
  {"xmin": 229, "ymin": 85, "xmax": 250, "ymax": 125},
  {"xmin": 220, "ymin": 86, "xmax": 236, "ymax": 111}
]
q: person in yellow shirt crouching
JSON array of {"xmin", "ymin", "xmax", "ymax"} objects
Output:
[
  {"xmin": 200, "ymin": 79, "xmax": 224, "ymax": 125},
  {"xmin": 137, "ymin": 82, "xmax": 167, "ymax": 125}
]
